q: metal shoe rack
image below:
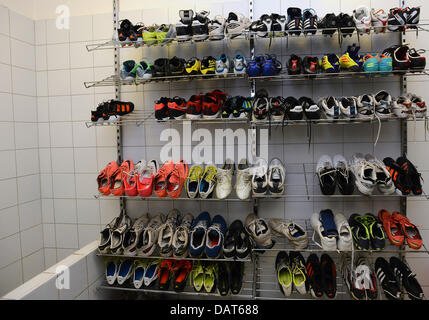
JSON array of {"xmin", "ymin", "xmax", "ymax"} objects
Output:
[{"xmin": 89, "ymin": 0, "xmax": 429, "ymax": 299}]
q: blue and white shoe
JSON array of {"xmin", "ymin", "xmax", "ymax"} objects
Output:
[
  {"xmin": 215, "ymin": 54, "xmax": 231, "ymax": 75},
  {"xmin": 246, "ymin": 55, "xmax": 264, "ymax": 77},
  {"xmin": 133, "ymin": 260, "xmax": 147, "ymax": 289},
  {"xmin": 189, "ymin": 211, "xmax": 211, "ymax": 257},
  {"xmin": 205, "ymin": 215, "xmax": 227, "ymax": 258},
  {"xmin": 105, "ymin": 258, "xmax": 120, "ymax": 285},
  {"xmin": 138, "ymin": 61, "xmax": 152, "ymax": 80},
  {"xmin": 143, "ymin": 260, "xmax": 160, "ymax": 287},
  {"xmin": 120, "ymin": 60, "xmax": 140, "ymax": 80},
  {"xmin": 117, "ymin": 259, "xmax": 133, "ymax": 285},
  {"xmin": 233, "ymin": 54, "xmax": 247, "ymax": 74},
  {"xmin": 261, "ymin": 54, "xmax": 282, "ymax": 77}
]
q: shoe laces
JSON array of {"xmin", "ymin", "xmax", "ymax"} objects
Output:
[
  {"xmin": 203, "ymin": 166, "xmax": 217, "ymax": 183},
  {"xmin": 217, "ymin": 169, "xmax": 231, "ymax": 185},
  {"xmin": 248, "ymin": 218, "xmax": 267, "ymax": 236},
  {"xmin": 157, "ymin": 161, "xmax": 173, "ymax": 177}
]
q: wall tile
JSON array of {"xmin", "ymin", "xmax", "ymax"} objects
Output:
[
  {"xmin": 17, "ymin": 174, "xmax": 40, "ymax": 204},
  {"xmin": 20, "ymin": 224, "xmax": 43, "ymax": 257},
  {"xmin": 0, "ymin": 233, "xmax": 21, "ymax": 268},
  {"xmin": 35, "ymin": 20, "xmax": 47, "ymax": 45},
  {"xmin": 43, "ymin": 224, "xmax": 56, "ymax": 248},
  {"xmin": 55, "ymin": 224, "xmax": 78, "ymax": 249},
  {"xmin": 14, "ymin": 123, "xmax": 38, "ymax": 149},
  {"xmin": 46, "ymin": 19, "xmax": 69, "ymax": 44},
  {"xmin": 70, "ymin": 15, "xmax": 93, "ymax": 42},
  {"xmin": 0, "ymin": 261, "xmax": 23, "ymax": 297},
  {"xmin": 0, "ymin": 178, "xmax": 18, "ymax": 210},
  {"xmin": 47, "ymin": 70, "xmax": 70, "ymax": 96},
  {"xmin": 16, "ymin": 148, "xmax": 39, "ymax": 176},
  {"xmin": 11, "ymin": 67, "xmax": 36, "ymax": 96},
  {"xmin": 19, "ymin": 200, "xmax": 42, "ymax": 231},
  {"xmin": 52, "ymin": 173, "xmax": 76, "ymax": 198},
  {"xmin": 0, "ymin": 150, "xmax": 16, "ymax": 180},
  {"xmin": 51, "ymin": 148, "xmax": 74, "ymax": 173},
  {"xmin": 53, "ymin": 199, "xmax": 77, "ymax": 224},
  {"xmin": 47, "ymin": 43, "xmax": 70, "ymax": 70},
  {"xmin": 0, "ymin": 206, "xmax": 19, "ymax": 239},
  {"xmin": 22, "ymin": 249, "xmax": 45, "ymax": 282},
  {"xmin": 0, "ymin": 33, "xmax": 10, "ymax": 64},
  {"xmin": 9, "ymin": 11, "xmax": 34, "ymax": 44},
  {"xmin": 11, "ymin": 39, "xmax": 35, "ymax": 70}
]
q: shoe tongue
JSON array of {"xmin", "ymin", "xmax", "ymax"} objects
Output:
[
  {"xmin": 180, "ymin": 10, "xmax": 193, "ymax": 23},
  {"xmin": 228, "ymin": 12, "xmax": 238, "ymax": 22}
]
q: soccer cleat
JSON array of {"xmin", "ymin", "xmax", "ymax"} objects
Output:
[
  {"xmin": 261, "ymin": 54, "xmax": 282, "ymax": 77},
  {"xmin": 374, "ymin": 91, "xmax": 393, "ymax": 118},
  {"xmin": 105, "ymin": 257, "xmax": 120, "ymax": 285},
  {"xmin": 216, "ymin": 158, "xmax": 234, "ymax": 200},
  {"xmin": 316, "ymin": 155, "xmax": 337, "ymax": 195},
  {"xmin": 124, "ymin": 161, "xmax": 144, "ymax": 197},
  {"xmin": 392, "ymin": 211, "xmax": 423, "ymax": 250},
  {"xmin": 320, "ymin": 254, "xmax": 337, "ymax": 299},
  {"xmin": 110, "ymin": 159, "xmax": 133, "ymax": 197},
  {"xmin": 191, "ymin": 261, "xmax": 205, "ymax": 292},
  {"xmin": 186, "ymin": 94, "xmax": 203, "ymax": 119},
  {"xmin": 235, "ymin": 159, "xmax": 252, "ymax": 200},
  {"xmin": 269, "ymin": 219, "xmax": 308, "ymax": 250},
  {"xmin": 320, "ymin": 54, "xmax": 340, "ymax": 73},
  {"xmin": 99, "ymin": 216, "xmax": 121, "ymax": 254},
  {"xmin": 383, "ymin": 45, "xmax": 410, "ymax": 71},
  {"xmin": 303, "ymin": 56, "xmax": 319, "ymax": 74},
  {"xmin": 199, "ymin": 165, "xmax": 217, "ymax": 198},
  {"xmin": 141, "ymin": 25, "xmax": 157, "ymax": 46},
  {"xmin": 355, "ymin": 256, "xmax": 378, "ymax": 300},
  {"xmin": 383, "ymin": 157, "xmax": 411, "ymax": 195},
  {"xmin": 138, "ymin": 61, "xmax": 152, "ymax": 80},
  {"xmin": 406, "ymin": 7, "xmax": 421, "ymax": 28},
  {"xmin": 284, "ymin": 96, "xmax": 304, "ymax": 120},
  {"xmin": 252, "ymin": 89, "xmax": 269, "ymax": 121},
  {"xmin": 120, "ymin": 60, "xmax": 140, "ymax": 80},
  {"xmin": 375, "ymin": 257, "xmax": 401, "ymax": 300},
  {"xmin": 186, "ymin": 165, "xmax": 203, "ymax": 198},
  {"xmin": 122, "ymin": 213, "xmax": 150, "ymax": 256},
  {"xmin": 349, "ymin": 213, "xmax": 371, "ymax": 250},
  {"xmin": 371, "ymin": 9, "xmax": 388, "ymax": 33},
  {"xmin": 287, "ymin": 7, "xmax": 303, "ymax": 36},
  {"xmin": 388, "ymin": 7, "xmax": 407, "ymax": 32},
  {"xmin": 365, "ymin": 154, "xmax": 395, "ymax": 195},
  {"xmin": 353, "ymin": 6, "xmax": 371, "ymax": 35},
  {"xmin": 339, "ymin": 97, "xmax": 358, "ymax": 118},
  {"xmin": 249, "ymin": 14, "xmax": 272, "ymax": 37},
  {"xmin": 230, "ymin": 262, "xmax": 244, "ymax": 295},
  {"xmin": 319, "ymin": 96, "xmax": 340, "ymax": 119},
  {"xmin": 339, "ymin": 44, "xmax": 363, "ymax": 72},
  {"xmin": 340, "ymin": 254, "xmax": 365, "ymax": 300},
  {"xmin": 245, "ymin": 213, "xmax": 274, "ymax": 249},
  {"xmin": 185, "ymin": 57, "xmax": 201, "ymax": 75},
  {"xmin": 350, "ymin": 153, "xmax": 376, "ymax": 195},
  {"xmin": 269, "ymin": 96, "xmax": 285, "ymax": 121},
  {"xmin": 222, "ymin": 96, "xmax": 235, "ymax": 119},
  {"xmin": 172, "ymin": 213, "xmax": 193, "ymax": 258},
  {"xmin": 189, "ymin": 211, "xmax": 211, "ymax": 257},
  {"xmin": 200, "ymin": 56, "xmax": 216, "ymax": 75},
  {"xmin": 271, "ymin": 13, "xmax": 287, "ymax": 37},
  {"xmin": 355, "ymin": 94, "xmax": 375, "ymax": 119},
  {"xmin": 246, "ymin": 55, "xmax": 265, "ymax": 77},
  {"xmin": 97, "ymin": 161, "xmax": 118, "ymax": 196},
  {"xmin": 116, "ymin": 259, "xmax": 133, "ymax": 285},
  {"xmin": 132, "ymin": 260, "xmax": 147, "ymax": 289},
  {"xmin": 337, "ymin": 13, "xmax": 355, "ymax": 37},
  {"xmin": 363, "ymin": 54, "xmax": 379, "ymax": 73},
  {"xmin": 217, "ymin": 262, "xmax": 229, "ymax": 296},
  {"xmin": 318, "ymin": 13, "xmax": 337, "ymax": 36},
  {"xmin": 158, "ymin": 260, "xmax": 174, "ymax": 290},
  {"xmin": 203, "ymin": 263, "xmax": 217, "ymax": 293},
  {"xmin": 333, "ymin": 154, "xmax": 354, "ymax": 195},
  {"xmin": 392, "ymin": 96, "xmax": 412, "ymax": 119},
  {"xmin": 407, "ymin": 93, "xmax": 427, "ymax": 118},
  {"xmin": 152, "ymin": 58, "xmax": 169, "ymax": 77},
  {"xmin": 225, "ymin": 12, "xmax": 251, "ymax": 38},
  {"xmin": 267, "ymin": 158, "xmax": 285, "ymax": 196},
  {"xmin": 168, "ymin": 56, "xmax": 186, "ymax": 76},
  {"xmin": 390, "ymin": 257, "xmax": 424, "ymax": 300},
  {"xmin": 300, "ymin": 97, "xmax": 321, "ymax": 120},
  {"xmin": 378, "ymin": 54, "xmax": 393, "ymax": 75},
  {"xmin": 311, "ymin": 210, "xmax": 337, "ymax": 251},
  {"xmin": 333, "ymin": 212, "xmax": 353, "ymax": 251},
  {"xmin": 167, "ymin": 96, "xmax": 187, "ymax": 119},
  {"xmin": 117, "ymin": 19, "xmax": 134, "ymax": 42},
  {"xmin": 173, "ymin": 260, "xmax": 192, "ymax": 292},
  {"xmin": 303, "ymin": 9, "xmax": 318, "ymax": 35},
  {"xmin": 408, "ymin": 48, "xmax": 426, "ymax": 71},
  {"xmin": 166, "ymin": 159, "xmax": 189, "ymax": 198},
  {"xmin": 252, "ymin": 158, "xmax": 268, "ymax": 196},
  {"xmin": 143, "ymin": 260, "xmax": 160, "ymax": 287},
  {"xmin": 155, "ymin": 24, "xmax": 176, "ymax": 45},
  {"xmin": 287, "ymin": 54, "xmax": 302, "ymax": 75},
  {"xmin": 208, "ymin": 16, "xmax": 226, "ymax": 40},
  {"xmin": 290, "ymin": 251, "xmax": 308, "ymax": 295},
  {"xmin": 136, "ymin": 160, "xmax": 159, "ymax": 198},
  {"xmin": 362, "ymin": 213, "xmax": 386, "ymax": 251},
  {"xmin": 111, "ymin": 215, "xmax": 131, "ymax": 254},
  {"xmin": 137, "ymin": 212, "xmax": 165, "ymax": 256},
  {"xmin": 192, "ymin": 10, "xmax": 210, "ymax": 41},
  {"xmin": 275, "ymin": 251, "xmax": 292, "ymax": 297},
  {"xmin": 202, "ymin": 90, "xmax": 227, "ymax": 119},
  {"xmin": 154, "ymin": 160, "xmax": 175, "ymax": 198},
  {"xmin": 306, "ymin": 254, "xmax": 324, "ymax": 298},
  {"xmin": 205, "ymin": 215, "xmax": 227, "ymax": 258},
  {"xmin": 378, "ymin": 209, "xmax": 404, "ymax": 247},
  {"xmin": 176, "ymin": 10, "xmax": 194, "ymax": 41},
  {"xmin": 158, "ymin": 209, "xmax": 180, "ymax": 257},
  {"xmin": 233, "ymin": 54, "xmax": 247, "ymax": 74}
]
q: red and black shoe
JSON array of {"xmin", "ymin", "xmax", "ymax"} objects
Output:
[
  {"xmin": 92, "ymin": 100, "xmax": 134, "ymax": 122},
  {"xmin": 287, "ymin": 54, "xmax": 302, "ymax": 75},
  {"xmin": 155, "ymin": 97, "xmax": 170, "ymax": 121},
  {"xmin": 173, "ymin": 260, "xmax": 192, "ymax": 292},
  {"xmin": 168, "ymin": 97, "xmax": 187, "ymax": 119},
  {"xmin": 202, "ymin": 90, "xmax": 227, "ymax": 119},
  {"xmin": 185, "ymin": 94, "xmax": 203, "ymax": 119},
  {"xmin": 158, "ymin": 260, "xmax": 175, "ymax": 290},
  {"xmin": 396, "ymin": 156, "xmax": 423, "ymax": 195},
  {"xmin": 383, "ymin": 157, "xmax": 411, "ymax": 195}
]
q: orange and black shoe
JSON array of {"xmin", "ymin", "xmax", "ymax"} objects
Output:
[
  {"xmin": 168, "ymin": 96, "xmax": 187, "ymax": 119},
  {"xmin": 396, "ymin": 156, "xmax": 423, "ymax": 195},
  {"xmin": 91, "ymin": 101, "xmax": 108, "ymax": 122},
  {"xmin": 383, "ymin": 157, "xmax": 411, "ymax": 195},
  {"xmin": 173, "ymin": 260, "xmax": 192, "ymax": 292},
  {"xmin": 110, "ymin": 159, "xmax": 134, "ymax": 196},
  {"xmin": 378, "ymin": 209, "xmax": 404, "ymax": 247},
  {"xmin": 97, "ymin": 161, "xmax": 119, "ymax": 196},
  {"xmin": 185, "ymin": 94, "xmax": 203, "ymax": 119},
  {"xmin": 202, "ymin": 90, "xmax": 227, "ymax": 119},
  {"xmin": 392, "ymin": 212, "xmax": 423, "ymax": 250},
  {"xmin": 155, "ymin": 97, "xmax": 170, "ymax": 121},
  {"xmin": 94, "ymin": 100, "xmax": 134, "ymax": 121},
  {"xmin": 158, "ymin": 260, "xmax": 175, "ymax": 290}
]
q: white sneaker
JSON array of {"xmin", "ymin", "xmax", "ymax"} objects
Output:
[
  {"xmin": 208, "ymin": 15, "xmax": 225, "ymax": 40},
  {"xmin": 215, "ymin": 54, "xmax": 231, "ymax": 75},
  {"xmin": 133, "ymin": 260, "xmax": 147, "ymax": 289},
  {"xmin": 371, "ymin": 9, "xmax": 388, "ymax": 33},
  {"xmin": 353, "ymin": 6, "xmax": 371, "ymax": 34},
  {"xmin": 333, "ymin": 212, "xmax": 353, "ymax": 251},
  {"xmin": 216, "ymin": 158, "xmax": 234, "ymax": 199},
  {"xmin": 233, "ymin": 54, "xmax": 247, "ymax": 74},
  {"xmin": 267, "ymin": 158, "xmax": 285, "ymax": 196},
  {"xmin": 105, "ymin": 258, "xmax": 119, "ymax": 285},
  {"xmin": 235, "ymin": 159, "xmax": 252, "ymax": 200},
  {"xmin": 172, "ymin": 213, "xmax": 193, "ymax": 258},
  {"xmin": 122, "ymin": 213, "xmax": 150, "ymax": 256},
  {"xmin": 310, "ymin": 212, "xmax": 337, "ymax": 251},
  {"xmin": 350, "ymin": 153, "xmax": 376, "ymax": 195},
  {"xmin": 269, "ymin": 219, "xmax": 308, "ymax": 249},
  {"xmin": 392, "ymin": 96, "xmax": 412, "ymax": 119},
  {"xmin": 157, "ymin": 209, "xmax": 180, "ymax": 257},
  {"xmin": 225, "ymin": 12, "xmax": 251, "ymax": 38},
  {"xmin": 245, "ymin": 213, "xmax": 274, "ymax": 249},
  {"xmin": 364, "ymin": 154, "xmax": 395, "ymax": 195},
  {"xmin": 138, "ymin": 212, "xmax": 165, "ymax": 256},
  {"xmin": 407, "ymin": 93, "xmax": 427, "ymax": 118},
  {"xmin": 355, "ymin": 95, "xmax": 375, "ymax": 119},
  {"xmin": 374, "ymin": 91, "xmax": 393, "ymax": 118},
  {"xmin": 319, "ymin": 96, "xmax": 340, "ymax": 118},
  {"xmin": 252, "ymin": 158, "xmax": 268, "ymax": 196},
  {"xmin": 143, "ymin": 260, "xmax": 160, "ymax": 287},
  {"xmin": 339, "ymin": 97, "xmax": 358, "ymax": 118}
]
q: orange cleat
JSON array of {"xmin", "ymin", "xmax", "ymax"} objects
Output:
[
  {"xmin": 392, "ymin": 212, "xmax": 423, "ymax": 250},
  {"xmin": 110, "ymin": 159, "xmax": 134, "ymax": 196},
  {"xmin": 124, "ymin": 161, "xmax": 145, "ymax": 197},
  {"xmin": 378, "ymin": 209, "xmax": 404, "ymax": 247},
  {"xmin": 97, "ymin": 161, "xmax": 118, "ymax": 196},
  {"xmin": 167, "ymin": 159, "xmax": 189, "ymax": 198},
  {"xmin": 154, "ymin": 160, "xmax": 175, "ymax": 198}
]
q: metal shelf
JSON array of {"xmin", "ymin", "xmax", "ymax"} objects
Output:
[
  {"xmin": 94, "ymin": 194, "xmax": 253, "ymax": 202},
  {"xmin": 97, "ymin": 253, "xmax": 252, "ymax": 262}
]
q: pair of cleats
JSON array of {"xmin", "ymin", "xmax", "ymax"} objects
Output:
[
  {"xmin": 317, "ymin": 155, "xmax": 355, "ymax": 196},
  {"xmin": 287, "ymin": 55, "xmax": 319, "ymax": 75},
  {"xmin": 246, "ymin": 54, "xmax": 282, "ymax": 77},
  {"xmin": 97, "ymin": 159, "xmax": 134, "ymax": 196},
  {"xmin": 117, "ymin": 19, "xmax": 176, "ymax": 45},
  {"xmin": 91, "ymin": 100, "xmax": 134, "ymax": 122},
  {"xmin": 189, "ymin": 212, "xmax": 227, "ymax": 259},
  {"xmin": 153, "ymin": 159, "xmax": 189, "ymax": 198},
  {"xmin": 152, "ymin": 56, "xmax": 186, "ymax": 77},
  {"xmin": 275, "ymin": 251, "xmax": 308, "ymax": 297},
  {"xmin": 223, "ymin": 220, "xmax": 251, "ymax": 259},
  {"xmin": 318, "ymin": 12, "xmax": 355, "ymax": 37},
  {"xmin": 156, "ymin": 259, "xmax": 193, "ymax": 291},
  {"xmin": 185, "ymin": 56, "xmax": 216, "ymax": 75},
  {"xmin": 352, "ymin": 6, "xmax": 388, "ymax": 35},
  {"xmin": 306, "ymin": 254, "xmax": 337, "ymax": 299},
  {"xmin": 186, "ymin": 164, "xmax": 218, "ymax": 199},
  {"xmin": 311, "ymin": 209, "xmax": 352, "ymax": 251},
  {"xmin": 341, "ymin": 255, "xmax": 378, "ymax": 300},
  {"xmin": 99, "ymin": 214, "xmax": 132, "ymax": 254},
  {"xmin": 388, "ymin": 7, "xmax": 420, "ymax": 31},
  {"xmin": 269, "ymin": 219, "xmax": 308, "ymax": 249},
  {"xmin": 245, "ymin": 213, "xmax": 274, "ymax": 250},
  {"xmin": 215, "ymin": 53, "xmax": 247, "ymax": 75},
  {"xmin": 379, "ymin": 209, "xmax": 423, "ymax": 250},
  {"xmin": 120, "ymin": 60, "xmax": 152, "ymax": 80},
  {"xmin": 122, "ymin": 160, "xmax": 158, "ymax": 197},
  {"xmin": 348, "ymin": 213, "xmax": 385, "ymax": 250},
  {"xmin": 251, "ymin": 158, "xmax": 285, "ymax": 197},
  {"xmin": 383, "ymin": 45, "xmax": 426, "ymax": 72},
  {"xmin": 392, "ymin": 93, "xmax": 427, "ymax": 119},
  {"xmin": 383, "ymin": 156, "xmax": 423, "ymax": 196},
  {"xmin": 222, "ymin": 96, "xmax": 252, "ymax": 119}
]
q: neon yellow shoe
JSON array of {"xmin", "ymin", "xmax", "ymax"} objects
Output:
[
  {"xmin": 191, "ymin": 261, "xmax": 205, "ymax": 292},
  {"xmin": 290, "ymin": 251, "xmax": 308, "ymax": 295},
  {"xmin": 203, "ymin": 263, "xmax": 218, "ymax": 293},
  {"xmin": 186, "ymin": 165, "xmax": 203, "ymax": 198},
  {"xmin": 199, "ymin": 165, "xmax": 217, "ymax": 199},
  {"xmin": 185, "ymin": 57, "xmax": 202, "ymax": 75},
  {"xmin": 276, "ymin": 251, "xmax": 293, "ymax": 297},
  {"xmin": 142, "ymin": 25, "xmax": 158, "ymax": 46},
  {"xmin": 155, "ymin": 24, "xmax": 176, "ymax": 45},
  {"xmin": 339, "ymin": 52, "xmax": 361, "ymax": 71},
  {"xmin": 200, "ymin": 56, "xmax": 216, "ymax": 75},
  {"xmin": 320, "ymin": 54, "xmax": 340, "ymax": 73}
]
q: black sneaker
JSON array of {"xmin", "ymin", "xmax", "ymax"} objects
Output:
[
  {"xmin": 375, "ymin": 257, "xmax": 401, "ymax": 300},
  {"xmin": 390, "ymin": 257, "xmax": 424, "ymax": 300},
  {"xmin": 287, "ymin": 7, "xmax": 303, "ymax": 36},
  {"xmin": 303, "ymin": 56, "xmax": 319, "ymax": 74},
  {"xmin": 383, "ymin": 157, "xmax": 411, "ymax": 195},
  {"xmin": 320, "ymin": 254, "xmax": 336, "ymax": 299},
  {"xmin": 168, "ymin": 96, "xmax": 187, "ymax": 119},
  {"xmin": 406, "ymin": 7, "xmax": 420, "ymax": 28},
  {"xmin": 223, "ymin": 220, "xmax": 238, "ymax": 258},
  {"xmin": 252, "ymin": 89, "xmax": 269, "ymax": 121},
  {"xmin": 230, "ymin": 262, "xmax": 244, "ymax": 295},
  {"xmin": 299, "ymin": 97, "xmax": 321, "ymax": 120},
  {"xmin": 155, "ymin": 97, "xmax": 170, "ymax": 121},
  {"xmin": 249, "ymin": 14, "xmax": 272, "ymax": 37},
  {"xmin": 271, "ymin": 13, "xmax": 287, "ymax": 36},
  {"xmin": 217, "ymin": 262, "xmax": 229, "ymax": 296},
  {"xmin": 168, "ymin": 56, "xmax": 186, "ymax": 76},
  {"xmin": 192, "ymin": 10, "xmax": 210, "ymax": 41},
  {"xmin": 176, "ymin": 10, "xmax": 194, "ymax": 41},
  {"xmin": 284, "ymin": 96, "xmax": 303, "ymax": 120},
  {"xmin": 235, "ymin": 223, "xmax": 251, "ymax": 259},
  {"xmin": 318, "ymin": 13, "xmax": 337, "ymax": 36},
  {"xmin": 287, "ymin": 54, "xmax": 302, "ymax": 75},
  {"xmin": 337, "ymin": 13, "xmax": 355, "ymax": 37},
  {"xmin": 118, "ymin": 19, "xmax": 136, "ymax": 42},
  {"xmin": 232, "ymin": 96, "xmax": 248, "ymax": 119},
  {"xmin": 303, "ymin": 9, "xmax": 318, "ymax": 35},
  {"xmin": 334, "ymin": 156, "xmax": 354, "ymax": 195},
  {"xmin": 275, "ymin": 251, "xmax": 292, "ymax": 296},
  {"xmin": 408, "ymin": 48, "xmax": 426, "ymax": 71},
  {"xmin": 363, "ymin": 213, "xmax": 385, "ymax": 251},
  {"xmin": 200, "ymin": 56, "xmax": 216, "ymax": 75},
  {"xmin": 396, "ymin": 156, "xmax": 423, "ymax": 195},
  {"xmin": 348, "ymin": 214, "xmax": 370, "ymax": 250},
  {"xmin": 269, "ymin": 96, "xmax": 285, "ymax": 121},
  {"xmin": 306, "ymin": 254, "xmax": 324, "ymax": 298},
  {"xmin": 152, "ymin": 58, "xmax": 169, "ymax": 77},
  {"xmin": 222, "ymin": 96, "xmax": 234, "ymax": 119},
  {"xmin": 383, "ymin": 45, "xmax": 410, "ymax": 71},
  {"xmin": 388, "ymin": 7, "xmax": 407, "ymax": 32},
  {"xmin": 316, "ymin": 155, "xmax": 336, "ymax": 195},
  {"xmin": 185, "ymin": 57, "xmax": 201, "ymax": 75}
]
